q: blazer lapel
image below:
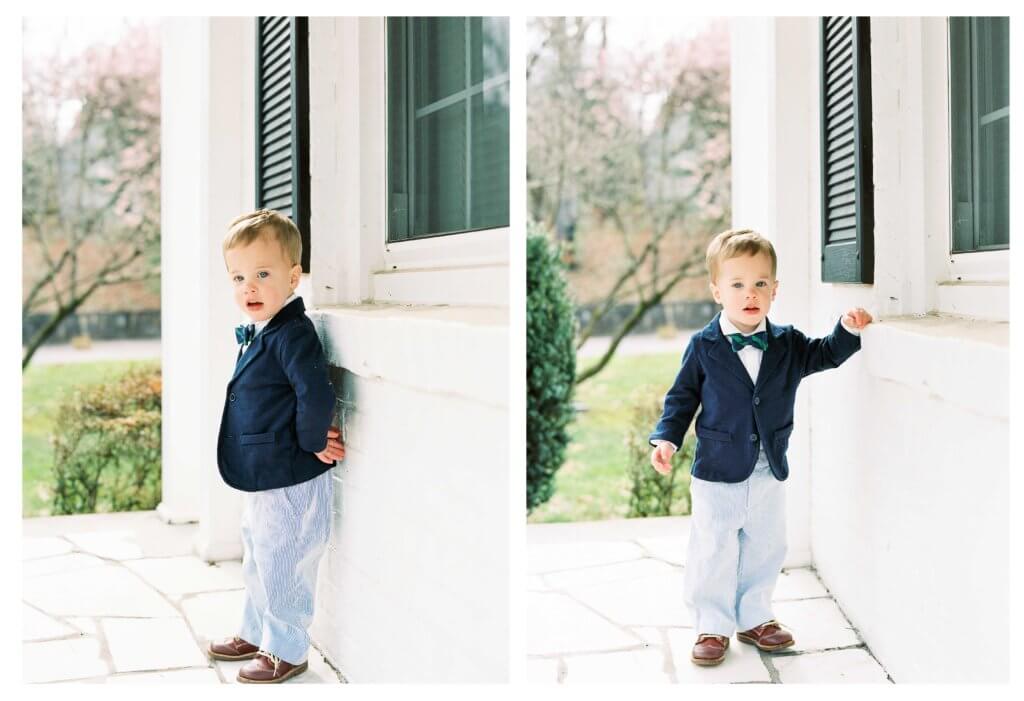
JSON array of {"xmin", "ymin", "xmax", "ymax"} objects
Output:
[
  {"xmin": 227, "ymin": 296, "xmax": 306, "ymax": 388},
  {"xmin": 704, "ymin": 312, "xmax": 755, "ymax": 391},
  {"xmin": 230, "ymin": 335, "xmax": 266, "ymax": 386},
  {"xmin": 754, "ymin": 317, "xmax": 785, "ymax": 391}
]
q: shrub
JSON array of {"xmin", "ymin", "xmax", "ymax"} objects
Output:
[
  {"xmin": 624, "ymin": 385, "xmax": 694, "ymax": 518},
  {"xmin": 50, "ymin": 365, "xmax": 162, "ymax": 514},
  {"xmin": 527, "ymin": 222, "xmax": 577, "ymax": 513}
]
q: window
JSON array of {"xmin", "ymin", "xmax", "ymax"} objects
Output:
[
  {"xmin": 949, "ymin": 17, "xmax": 1009, "ymax": 254},
  {"xmin": 819, "ymin": 16, "xmax": 874, "ymax": 284},
  {"xmin": 386, "ymin": 17, "xmax": 510, "ymax": 242},
  {"xmin": 255, "ymin": 16, "xmax": 311, "ymax": 271}
]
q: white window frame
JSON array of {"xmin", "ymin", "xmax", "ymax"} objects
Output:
[
  {"xmin": 928, "ymin": 17, "xmax": 1008, "ymax": 320},
  {"xmin": 375, "ymin": 18, "xmax": 509, "ymax": 304}
]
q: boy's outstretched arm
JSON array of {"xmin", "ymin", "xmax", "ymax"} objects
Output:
[{"xmin": 796, "ymin": 307, "xmax": 872, "ymax": 378}]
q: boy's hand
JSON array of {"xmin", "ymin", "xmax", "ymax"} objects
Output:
[
  {"xmin": 315, "ymin": 426, "xmax": 345, "ymax": 464},
  {"xmin": 842, "ymin": 307, "xmax": 873, "ymax": 330},
  {"xmin": 650, "ymin": 442, "xmax": 676, "ymax": 475}
]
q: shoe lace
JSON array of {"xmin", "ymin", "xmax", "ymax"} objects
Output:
[{"xmin": 258, "ymin": 649, "xmax": 281, "ymax": 672}]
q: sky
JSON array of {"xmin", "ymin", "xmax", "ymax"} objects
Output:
[{"xmin": 22, "ymin": 16, "xmax": 158, "ymax": 62}]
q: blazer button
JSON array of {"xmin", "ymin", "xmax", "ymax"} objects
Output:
[
  {"xmin": 753, "ymin": 397, "xmax": 761, "ymax": 406},
  {"xmin": 229, "ymin": 392, "xmax": 236, "ymax": 402},
  {"xmin": 750, "ymin": 433, "xmax": 758, "ymax": 442}
]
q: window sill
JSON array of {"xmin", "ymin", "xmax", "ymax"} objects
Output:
[
  {"xmin": 306, "ymin": 304, "xmax": 508, "ymax": 408},
  {"xmin": 935, "ymin": 280, "xmax": 1008, "ymax": 322},
  {"xmin": 861, "ymin": 313, "xmax": 1008, "ymax": 420}
]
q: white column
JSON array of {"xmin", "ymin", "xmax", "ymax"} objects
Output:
[
  {"xmin": 157, "ymin": 18, "xmax": 202, "ymax": 524},
  {"xmin": 156, "ymin": 16, "xmax": 256, "ymax": 560}
]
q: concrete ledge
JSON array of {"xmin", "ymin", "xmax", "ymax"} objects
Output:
[
  {"xmin": 307, "ymin": 304, "xmax": 508, "ymax": 408},
  {"xmin": 935, "ymin": 280, "xmax": 1008, "ymax": 322},
  {"xmin": 861, "ymin": 313, "xmax": 1008, "ymax": 420}
]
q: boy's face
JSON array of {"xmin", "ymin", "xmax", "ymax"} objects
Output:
[
  {"xmin": 709, "ymin": 252, "xmax": 779, "ymax": 334},
  {"xmin": 225, "ymin": 231, "xmax": 302, "ymax": 323}
]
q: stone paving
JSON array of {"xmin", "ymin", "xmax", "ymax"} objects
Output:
[
  {"xmin": 22, "ymin": 510, "xmax": 345, "ymax": 684},
  {"xmin": 527, "ymin": 516, "xmax": 893, "ymax": 684}
]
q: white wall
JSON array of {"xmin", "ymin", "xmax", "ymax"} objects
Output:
[
  {"xmin": 732, "ymin": 17, "xmax": 1009, "ymax": 682},
  {"xmin": 303, "ymin": 18, "xmax": 510, "ymax": 680}
]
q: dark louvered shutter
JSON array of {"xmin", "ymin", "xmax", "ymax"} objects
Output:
[
  {"xmin": 819, "ymin": 17, "xmax": 874, "ymax": 284},
  {"xmin": 256, "ymin": 17, "xmax": 311, "ymax": 271}
]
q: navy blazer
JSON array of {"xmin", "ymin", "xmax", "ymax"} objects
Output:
[
  {"xmin": 217, "ymin": 296, "xmax": 337, "ymax": 492},
  {"xmin": 649, "ymin": 311, "xmax": 861, "ymax": 482}
]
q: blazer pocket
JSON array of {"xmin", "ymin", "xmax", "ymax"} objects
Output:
[
  {"xmin": 240, "ymin": 431, "xmax": 276, "ymax": 445},
  {"xmin": 695, "ymin": 426, "xmax": 732, "ymax": 443}
]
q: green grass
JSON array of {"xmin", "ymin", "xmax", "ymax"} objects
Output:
[
  {"xmin": 22, "ymin": 358, "xmax": 161, "ymax": 518},
  {"xmin": 528, "ymin": 351, "xmax": 688, "ymax": 523}
]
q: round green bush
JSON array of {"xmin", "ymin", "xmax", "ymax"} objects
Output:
[
  {"xmin": 527, "ymin": 223, "xmax": 576, "ymax": 513},
  {"xmin": 50, "ymin": 365, "xmax": 162, "ymax": 515}
]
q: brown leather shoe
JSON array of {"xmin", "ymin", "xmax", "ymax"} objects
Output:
[
  {"xmin": 237, "ymin": 650, "xmax": 309, "ymax": 684},
  {"xmin": 737, "ymin": 619, "xmax": 795, "ymax": 651},
  {"xmin": 207, "ymin": 635, "xmax": 259, "ymax": 661},
  {"xmin": 691, "ymin": 633, "xmax": 730, "ymax": 666}
]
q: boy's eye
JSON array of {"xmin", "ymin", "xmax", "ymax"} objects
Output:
[
  {"xmin": 756, "ymin": 281, "xmax": 766, "ymax": 287},
  {"xmin": 258, "ymin": 271, "xmax": 269, "ymax": 278}
]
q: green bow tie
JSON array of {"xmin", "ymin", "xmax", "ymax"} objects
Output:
[
  {"xmin": 235, "ymin": 323, "xmax": 255, "ymax": 346},
  {"xmin": 727, "ymin": 331, "xmax": 768, "ymax": 352}
]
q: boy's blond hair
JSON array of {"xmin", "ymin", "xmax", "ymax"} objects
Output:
[
  {"xmin": 705, "ymin": 228, "xmax": 777, "ymax": 283},
  {"xmin": 223, "ymin": 209, "xmax": 302, "ymax": 269}
]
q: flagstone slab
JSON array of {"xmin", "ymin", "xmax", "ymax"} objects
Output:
[
  {"xmin": 526, "ymin": 657, "xmax": 561, "ymax": 683},
  {"xmin": 103, "ymin": 617, "xmax": 207, "ymax": 673},
  {"xmin": 123, "ymin": 555, "xmax": 242, "ymax": 596},
  {"xmin": 543, "ymin": 557, "xmax": 679, "ymax": 591},
  {"xmin": 181, "ymin": 589, "xmax": 247, "ymax": 643},
  {"xmin": 528, "ymin": 591, "xmax": 639, "ymax": 655},
  {"xmin": 568, "ymin": 569, "xmax": 691, "ymax": 627},
  {"xmin": 773, "ymin": 648, "xmax": 891, "ymax": 683},
  {"xmin": 66, "ymin": 617, "xmax": 99, "ymax": 636},
  {"xmin": 626, "ymin": 626, "xmax": 667, "ymax": 647},
  {"xmin": 24, "ymin": 564, "xmax": 180, "ymax": 618},
  {"xmin": 773, "ymin": 568, "xmax": 830, "ymax": 601},
  {"xmin": 23, "ymin": 604, "xmax": 76, "ymax": 642},
  {"xmin": 24, "ymin": 512, "xmax": 197, "ymax": 558},
  {"xmin": 107, "ymin": 667, "xmax": 222, "ymax": 683},
  {"xmin": 23, "ymin": 637, "xmax": 108, "ymax": 683},
  {"xmin": 528, "ymin": 575, "xmax": 548, "ymax": 591},
  {"xmin": 563, "ymin": 648, "xmax": 671, "ymax": 683},
  {"xmin": 635, "ymin": 531, "xmax": 690, "ymax": 566},
  {"xmin": 23, "ymin": 536, "xmax": 73, "ymax": 560},
  {"xmin": 666, "ymin": 629, "xmax": 771, "ymax": 683},
  {"xmin": 529, "ymin": 541, "xmax": 645, "ymax": 574},
  {"xmin": 772, "ymin": 598, "xmax": 861, "ymax": 652},
  {"xmin": 23, "ymin": 552, "xmax": 108, "ymax": 579}
]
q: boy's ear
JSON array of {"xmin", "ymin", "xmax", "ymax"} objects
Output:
[{"xmin": 709, "ymin": 281, "xmax": 721, "ymax": 303}]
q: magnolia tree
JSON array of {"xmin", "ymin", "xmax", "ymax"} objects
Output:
[
  {"xmin": 527, "ymin": 17, "xmax": 731, "ymax": 384},
  {"xmin": 22, "ymin": 22, "xmax": 161, "ymax": 369}
]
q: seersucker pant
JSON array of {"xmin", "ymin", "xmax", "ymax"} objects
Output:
[
  {"xmin": 683, "ymin": 447, "xmax": 786, "ymax": 637},
  {"xmin": 237, "ymin": 468, "xmax": 333, "ymax": 664}
]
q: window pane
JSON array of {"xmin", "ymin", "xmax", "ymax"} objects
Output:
[
  {"xmin": 949, "ymin": 18, "xmax": 974, "ymax": 252},
  {"xmin": 414, "ymin": 102, "xmax": 466, "ymax": 236},
  {"xmin": 977, "ymin": 116, "xmax": 1009, "ymax": 247},
  {"xmin": 415, "ymin": 18, "xmax": 465, "ymax": 108},
  {"xmin": 471, "ymin": 17, "xmax": 509, "ymax": 84},
  {"xmin": 471, "ymin": 84, "xmax": 510, "ymax": 229},
  {"xmin": 387, "ymin": 16, "xmax": 510, "ymax": 241},
  {"xmin": 975, "ymin": 17, "xmax": 1009, "ymax": 114}
]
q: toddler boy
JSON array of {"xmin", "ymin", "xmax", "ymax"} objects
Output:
[
  {"xmin": 207, "ymin": 209, "xmax": 345, "ymax": 683},
  {"xmin": 649, "ymin": 228, "xmax": 872, "ymax": 666}
]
